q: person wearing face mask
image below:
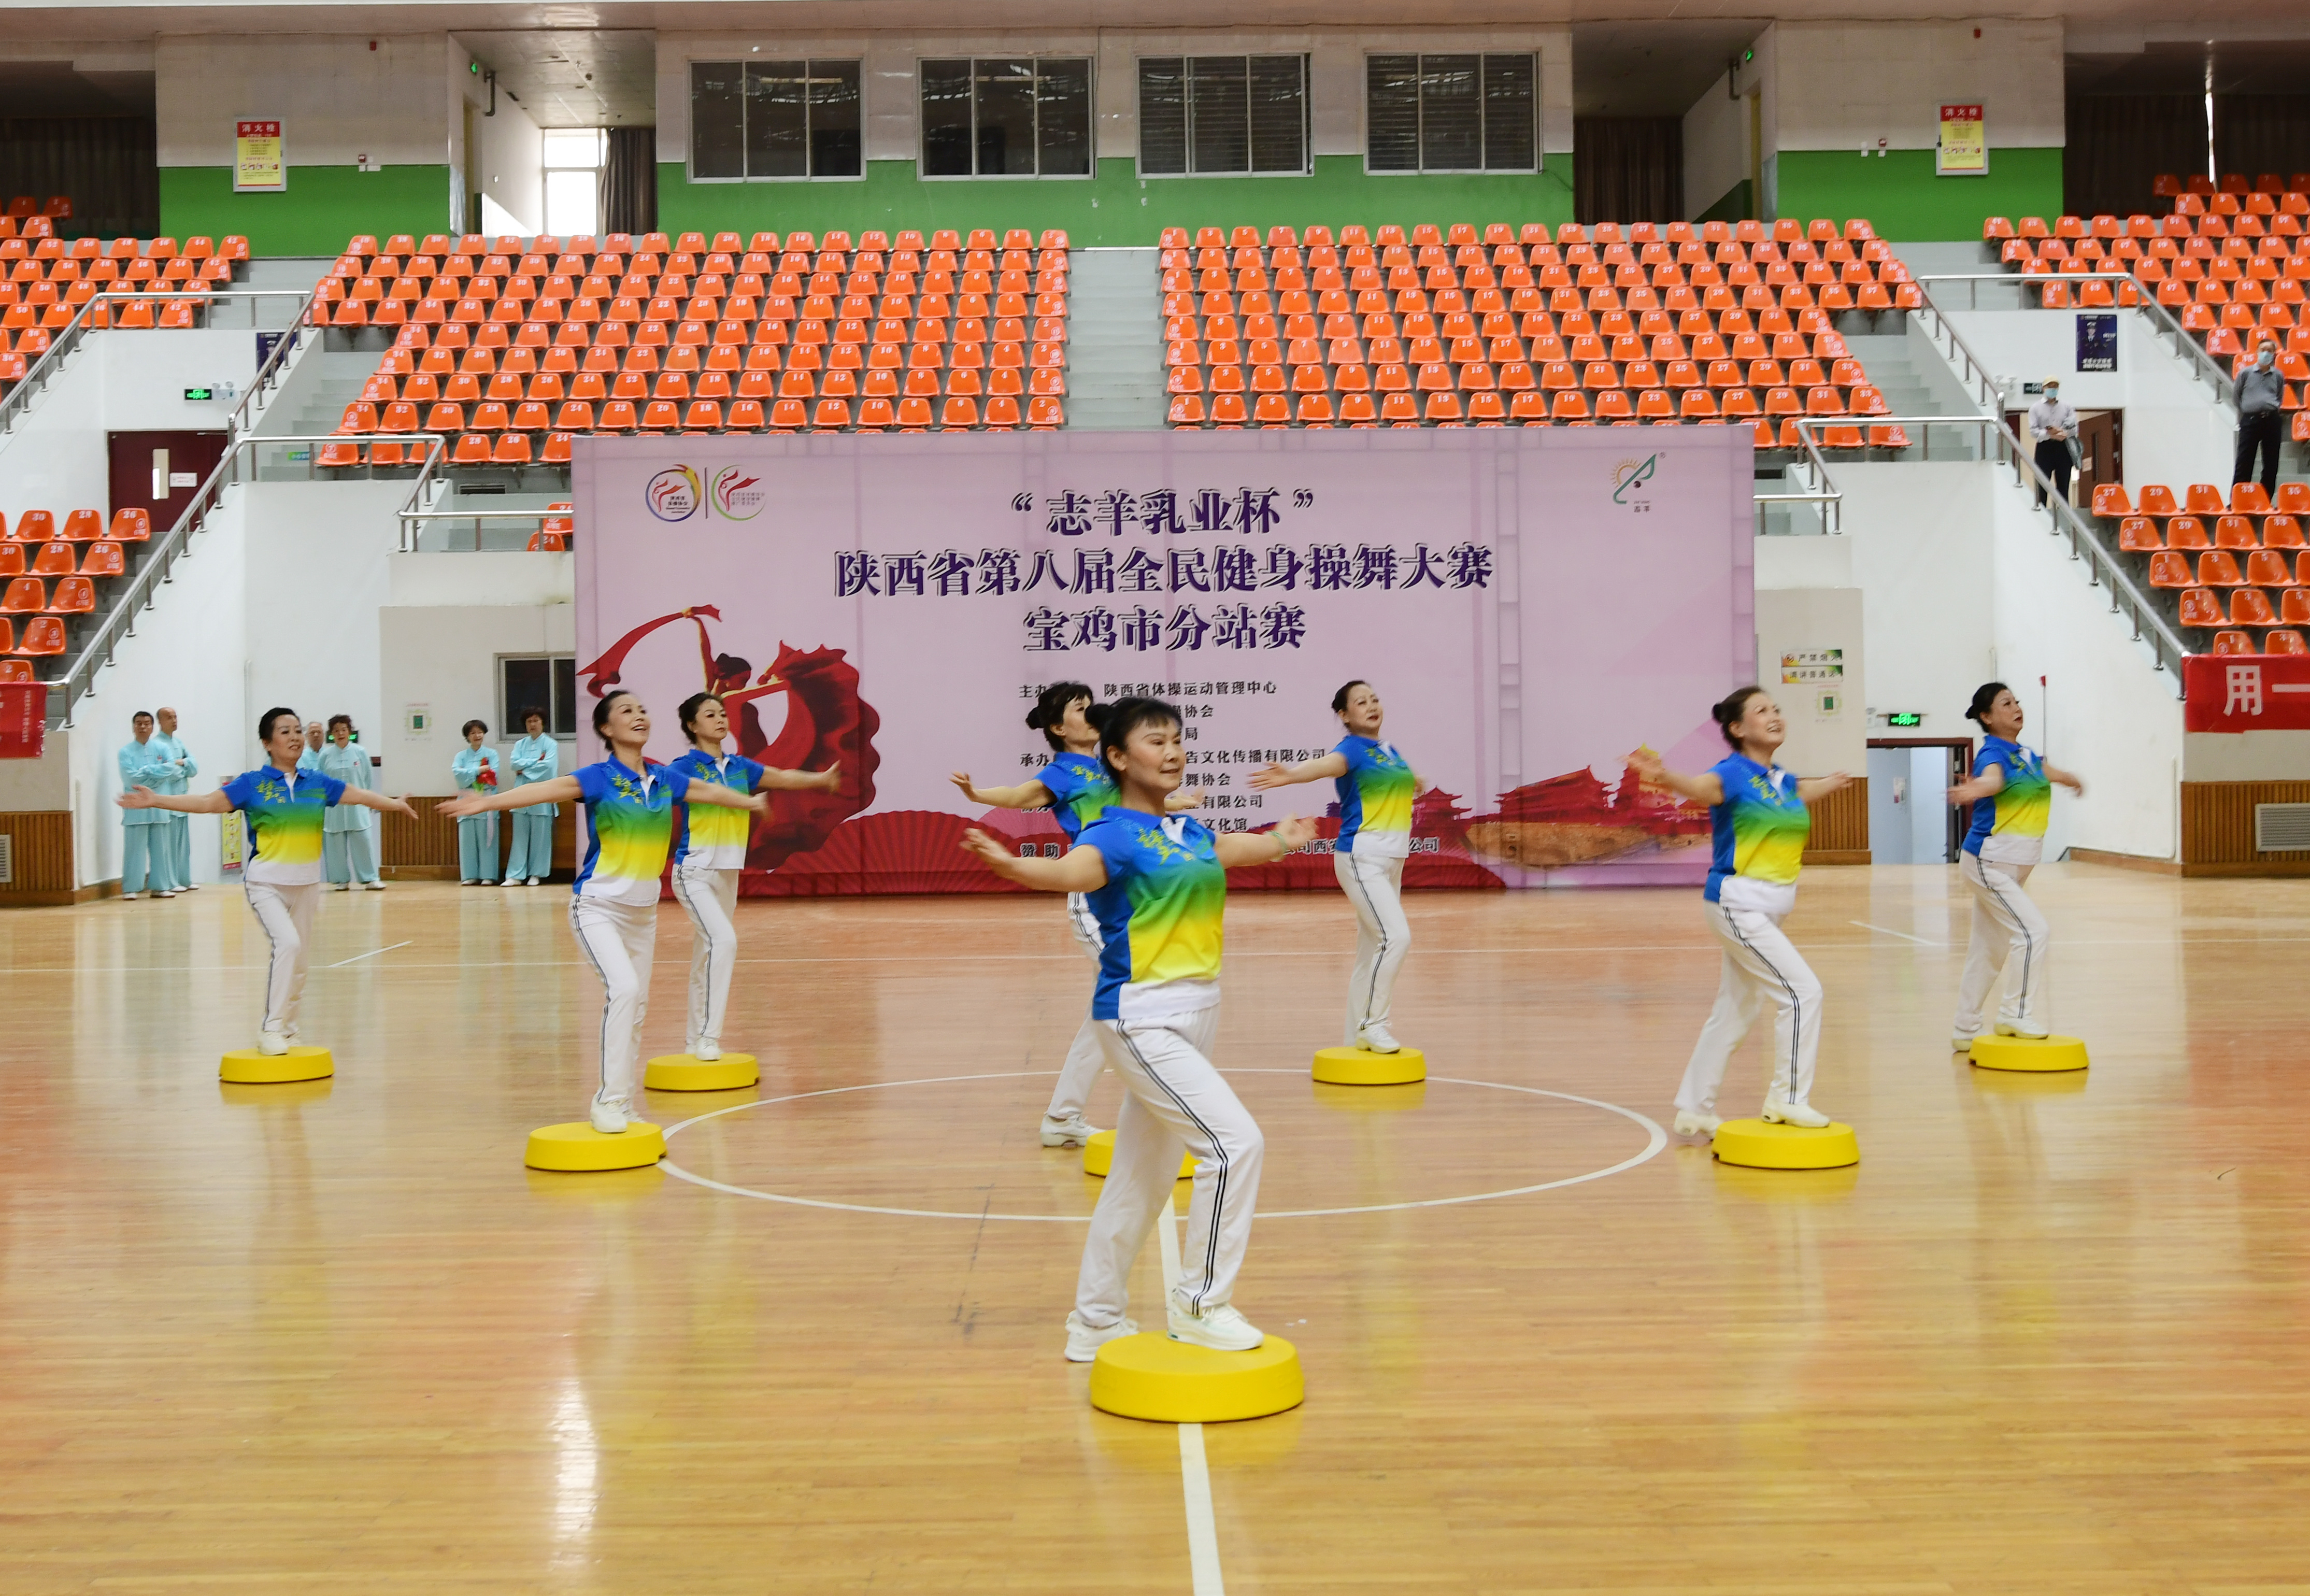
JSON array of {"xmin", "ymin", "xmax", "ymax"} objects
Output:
[
  {"xmin": 2027, "ymin": 377, "xmax": 2078, "ymax": 508},
  {"xmin": 2235, "ymin": 338, "xmax": 2285, "ymax": 498}
]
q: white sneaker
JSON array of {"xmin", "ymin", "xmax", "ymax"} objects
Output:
[
  {"xmin": 1167, "ymin": 1299, "xmax": 1264, "ymax": 1352},
  {"xmin": 184, "ymin": 882, "xmax": 201, "ymax": 891},
  {"xmin": 589, "ymin": 1096, "xmax": 629, "ymax": 1134},
  {"xmin": 1357, "ymin": 1022, "xmax": 1402, "ymax": 1054},
  {"xmin": 1040, "ymin": 1112, "xmax": 1098, "ymax": 1148},
  {"xmin": 1761, "ymin": 1097, "xmax": 1831, "ymax": 1129},
  {"xmin": 119, "ymin": 892, "xmax": 140, "ymax": 902},
  {"xmin": 1995, "ymin": 1021, "xmax": 2050, "ymax": 1040},
  {"xmin": 1952, "ymin": 1034, "xmax": 1977, "ymax": 1051},
  {"xmin": 363, "ymin": 880, "xmax": 386, "ymax": 891},
  {"xmin": 156, "ymin": 890, "xmax": 177, "ymax": 899},
  {"xmin": 256, "ymin": 1029, "xmax": 290, "ymax": 1057},
  {"xmin": 1673, "ymin": 1109, "xmax": 1720, "ymax": 1137},
  {"xmin": 333, "ymin": 883, "xmax": 351, "ymax": 892},
  {"xmin": 1064, "ymin": 1310, "xmax": 1138, "ymax": 1363},
  {"xmin": 527, "ymin": 877, "xmax": 542, "ymax": 886},
  {"xmin": 693, "ymin": 1038, "xmax": 722, "ymax": 1062}
]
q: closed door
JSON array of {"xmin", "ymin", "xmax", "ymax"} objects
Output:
[
  {"xmin": 2076, "ymin": 409, "xmax": 2122, "ymax": 500},
  {"xmin": 107, "ymin": 431, "xmax": 228, "ymax": 534}
]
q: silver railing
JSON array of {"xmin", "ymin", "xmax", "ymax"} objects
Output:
[
  {"xmin": 1754, "ymin": 419, "xmax": 1843, "ymax": 535},
  {"xmin": 1910, "ymin": 269, "xmax": 2239, "ymax": 406},
  {"xmin": 37, "ymin": 431, "xmax": 443, "ymax": 726},
  {"xmin": 0, "ymin": 286, "xmax": 315, "ymax": 439}
]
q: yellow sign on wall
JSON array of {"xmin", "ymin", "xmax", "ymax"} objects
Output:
[
  {"xmin": 234, "ymin": 119, "xmax": 285, "ymax": 192},
  {"xmin": 1936, "ymin": 104, "xmax": 1987, "ymax": 176}
]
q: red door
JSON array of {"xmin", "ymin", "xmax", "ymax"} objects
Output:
[{"xmin": 106, "ymin": 431, "xmax": 229, "ymax": 535}]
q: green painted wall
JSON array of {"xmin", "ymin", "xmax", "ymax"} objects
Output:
[
  {"xmin": 1773, "ymin": 147, "xmax": 2061, "ymax": 240},
  {"xmin": 658, "ymin": 154, "xmax": 1574, "ymax": 247},
  {"xmin": 1696, "ymin": 179, "xmax": 1753, "ymax": 226},
  {"xmin": 159, "ymin": 166, "xmax": 451, "ymax": 255}
]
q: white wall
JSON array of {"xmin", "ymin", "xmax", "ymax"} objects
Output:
[
  {"xmin": 1682, "ymin": 64, "xmax": 1751, "ymax": 220},
  {"xmin": 1840, "ymin": 462, "xmax": 2000, "ymax": 738},
  {"xmin": 1944, "ymin": 307, "xmax": 2234, "ymax": 497},
  {"xmin": 1755, "ymin": 585, "xmax": 1867, "ymax": 778},
  {"xmin": 1769, "ymin": 20, "xmax": 2062, "ymax": 153},
  {"xmin": 463, "ymin": 55, "xmax": 545, "ymax": 235},
  {"xmin": 657, "ymin": 27, "xmax": 1577, "ymax": 169},
  {"xmin": 379, "ymin": 602, "xmax": 575, "ymax": 796},
  {"xmin": 155, "ymin": 34, "xmax": 453, "ymax": 167}
]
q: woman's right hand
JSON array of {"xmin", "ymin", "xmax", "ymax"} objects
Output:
[{"xmin": 1245, "ymin": 762, "xmax": 1291, "ymax": 791}]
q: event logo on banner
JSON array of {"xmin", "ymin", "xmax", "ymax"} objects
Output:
[{"xmin": 572, "ymin": 431, "xmax": 1756, "ymax": 897}]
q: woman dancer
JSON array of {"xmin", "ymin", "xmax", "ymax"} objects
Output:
[
  {"xmin": 1947, "ymin": 681, "xmax": 2084, "ymax": 1047},
  {"xmin": 317, "ymin": 716, "xmax": 383, "ymax": 890},
  {"xmin": 960, "ymin": 697, "xmax": 1314, "ymax": 1360},
  {"xmin": 501, "ymin": 708, "xmax": 561, "ymax": 887},
  {"xmin": 451, "ymin": 720, "xmax": 501, "ymax": 886},
  {"xmin": 118, "ymin": 707, "xmax": 416, "ymax": 1055},
  {"xmin": 1630, "ymin": 688, "xmax": 1848, "ymax": 1137},
  {"xmin": 1247, "ymin": 680, "xmax": 1423, "ymax": 1053},
  {"xmin": 667, "ymin": 690, "xmax": 842, "ymax": 1062},
  {"xmin": 440, "ymin": 690, "xmax": 766, "ymax": 1133}
]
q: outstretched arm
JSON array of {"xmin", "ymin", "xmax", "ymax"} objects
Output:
[
  {"xmin": 337, "ymin": 788, "xmax": 419, "ymax": 819},
  {"xmin": 1246, "ymin": 751, "xmax": 1349, "ymax": 791},
  {"xmin": 1795, "ymin": 773, "xmax": 1850, "ymax": 802},
  {"xmin": 1214, "ymin": 815, "xmax": 1315, "ymax": 867},
  {"xmin": 757, "ymin": 761, "xmax": 842, "ymax": 794},
  {"xmin": 439, "ymin": 774, "xmax": 583, "ymax": 819},
  {"xmin": 951, "ymin": 772, "xmax": 1056, "ymax": 809},
  {"xmin": 957, "ymin": 829, "xmax": 1109, "ymax": 892},
  {"xmin": 1627, "ymin": 748, "xmax": 1723, "ymax": 807},
  {"xmin": 687, "ymin": 781, "xmax": 769, "ymax": 812},
  {"xmin": 1948, "ymin": 764, "xmax": 2005, "ymax": 807},
  {"xmin": 2046, "ymin": 762, "xmax": 2086, "ymax": 795},
  {"xmin": 116, "ymin": 787, "xmax": 234, "ymax": 815}
]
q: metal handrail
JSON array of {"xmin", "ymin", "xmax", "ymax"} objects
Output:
[
  {"xmin": 37, "ymin": 432, "xmax": 443, "ymax": 725},
  {"xmin": 1909, "ymin": 269, "xmax": 2239, "ymax": 406},
  {"xmin": 0, "ymin": 286, "xmax": 315, "ymax": 439}
]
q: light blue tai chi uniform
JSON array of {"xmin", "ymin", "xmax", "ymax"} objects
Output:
[
  {"xmin": 318, "ymin": 739, "xmax": 381, "ymax": 885},
  {"xmin": 118, "ymin": 735, "xmax": 181, "ymax": 894},
  {"xmin": 502, "ymin": 733, "xmax": 561, "ymax": 882},
  {"xmin": 452, "ymin": 744, "xmax": 501, "ymax": 881},
  {"xmin": 149, "ymin": 731, "xmax": 197, "ymax": 888}
]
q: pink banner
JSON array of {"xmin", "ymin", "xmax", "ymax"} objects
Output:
[{"xmin": 572, "ymin": 429, "xmax": 1753, "ymax": 894}]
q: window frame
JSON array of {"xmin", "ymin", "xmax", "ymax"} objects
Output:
[
  {"xmin": 686, "ymin": 56, "xmax": 867, "ymax": 184},
  {"xmin": 916, "ymin": 55, "xmax": 1097, "ymax": 181},
  {"xmin": 1135, "ymin": 53, "xmax": 1313, "ymax": 180},
  {"xmin": 1362, "ymin": 50, "xmax": 1541, "ymax": 176},
  {"xmin": 497, "ymin": 654, "xmax": 579, "ymax": 742}
]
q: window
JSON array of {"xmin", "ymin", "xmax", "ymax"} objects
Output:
[
  {"xmin": 1139, "ymin": 56, "xmax": 1309, "ymax": 176},
  {"xmin": 920, "ymin": 58, "xmax": 1093, "ymax": 178},
  {"xmin": 500, "ymin": 656, "xmax": 578, "ymax": 739},
  {"xmin": 690, "ymin": 59, "xmax": 863, "ymax": 180},
  {"xmin": 1366, "ymin": 52, "xmax": 1536, "ymax": 173},
  {"xmin": 542, "ymin": 129, "xmax": 605, "ymax": 236}
]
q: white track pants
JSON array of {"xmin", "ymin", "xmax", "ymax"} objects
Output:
[
  {"xmin": 1045, "ymin": 893, "xmax": 1107, "ymax": 1121},
  {"xmin": 1954, "ymin": 854, "xmax": 2049, "ymax": 1038},
  {"xmin": 245, "ymin": 881, "xmax": 320, "ymax": 1036},
  {"xmin": 1335, "ymin": 849, "xmax": 1410, "ymax": 1046},
  {"xmin": 1076, "ymin": 1007, "xmax": 1263, "ymax": 1326},
  {"xmin": 569, "ymin": 896, "xmax": 656, "ymax": 1113},
  {"xmin": 1675, "ymin": 900, "xmax": 1824, "ymax": 1116},
  {"xmin": 670, "ymin": 861, "xmax": 738, "ymax": 1048}
]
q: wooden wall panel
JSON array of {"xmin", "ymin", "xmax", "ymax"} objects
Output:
[
  {"xmin": 380, "ymin": 796, "xmax": 579, "ymax": 881},
  {"xmin": 0, "ymin": 810, "xmax": 76, "ymax": 903},
  {"xmin": 1804, "ymin": 776, "xmax": 1870, "ymax": 865},
  {"xmin": 2180, "ymin": 780, "xmax": 2310, "ymax": 875}
]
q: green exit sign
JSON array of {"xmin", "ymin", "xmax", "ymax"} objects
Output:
[
  {"xmin": 182, "ymin": 386, "xmax": 214, "ymax": 401},
  {"xmin": 1886, "ymin": 711, "xmax": 1924, "ymax": 728}
]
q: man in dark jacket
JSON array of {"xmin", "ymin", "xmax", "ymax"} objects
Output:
[{"xmin": 2235, "ymin": 337, "xmax": 2285, "ymax": 496}]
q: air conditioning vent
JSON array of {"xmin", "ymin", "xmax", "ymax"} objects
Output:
[
  {"xmin": 2254, "ymin": 803, "xmax": 2310, "ymax": 852},
  {"xmin": 0, "ymin": 832, "xmax": 12, "ymax": 885}
]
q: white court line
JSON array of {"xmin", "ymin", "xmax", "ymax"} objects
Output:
[
  {"xmin": 1850, "ymin": 921, "xmax": 1945, "ymax": 947},
  {"xmin": 1151, "ymin": 1162, "xmax": 1227, "ymax": 1595},
  {"xmin": 325, "ymin": 939, "xmax": 414, "ymax": 968}
]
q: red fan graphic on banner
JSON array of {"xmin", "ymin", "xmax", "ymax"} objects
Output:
[{"xmin": 577, "ymin": 606, "xmax": 881, "ymax": 872}]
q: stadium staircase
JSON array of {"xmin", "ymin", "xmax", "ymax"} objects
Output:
[{"xmin": 1059, "ymin": 249, "xmax": 1164, "ymax": 430}]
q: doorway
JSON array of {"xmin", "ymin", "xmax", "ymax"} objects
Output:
[
  {"xmin": 2075, "ymin": 409, "xmax": 2122, "ymax": 504},
  {"xmin": 107, "ymin": 430, "xmax": 228, "ymax": 533},
  {"xmin": 1864, "ymin": 738, "xmax": 1974, "ymax": 863}
]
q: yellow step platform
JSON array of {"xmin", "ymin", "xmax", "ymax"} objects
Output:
[
  {"xmin": 644, "ymin": 1052, "xmax": 759, "ymax": 1091},
  {"xmin": 219, "ymin": 1045, "xmax": 334, "ymax": 1085},
  {"xmin": 1083, "ymin": 1128, "xmax": 1194, "ymax": 1180},
  {"xmin": 1967, "ymin": 1034, "xmax": 2089, "ymax": 1073},
  {"xmin": 1712, "ymin": 1116, "xmax": 1860, "ymax": 1171},
  {"xmin": 1089, "ymin": 1332, "xmax": 1304, "ymax": 1423},
  {"xmin": 524, "ymin": 1120, "xmax": 665, "ymax": 1172},
  {"xmin": 1310, "ymin": 1045, "xmax": 1426, "ymax": 1086}
]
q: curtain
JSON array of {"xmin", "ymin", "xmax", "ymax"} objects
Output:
[
  {"xmin": 1574, "ymin": 117, "xmax": 1682, "ymax": 225},
  {"xmin": 2213, "ymin": 95, "xmax": 2310, "ymax": 189},
  {"xmin": 2064, "ymin": 95, "xmax": 2205, "ymax": 218},
  {"xmin": 0, "ymin": 118, "xmax": 158, "ymax": 239},
  {"xmin": 598, "ymin": 126, "xmax": 658, "ymax": 236}
]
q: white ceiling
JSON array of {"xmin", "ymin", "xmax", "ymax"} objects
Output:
[{"xmin": 457, "ymin": 29, "xmax": 656, "ymax": 126}]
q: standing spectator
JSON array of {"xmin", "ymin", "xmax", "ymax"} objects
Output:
[
  {"xmin": 451, "ymin": 719, "xmax": 501, "ymax": 885},
  {"xmin": 151, "ymin": 705, "xmax": 199, "ymax": 892},
  {"xmin": 501, "ymin": 707, "xmax": 560, "ymax": 886},
  {"xmin": 298, "ymin": 720, "xmax": 326, "ymax": 773},
  {"xmin": 2236, "ymin": 337, "xmax": 2285, "ymax": 498},
  {"xmin": 117, "ymin": 711, "xmax": 179, "ymax": 900},
  {"xmin": 318, "ymin": 715, "xmax": 383, "ymax": 891},
  {"xmin": 2028, "ymin": 378, "xmax": 2078, "ymax": 508}
]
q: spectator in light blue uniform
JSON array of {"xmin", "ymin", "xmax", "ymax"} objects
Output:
[
  {"xmin": 501, "ymin": 707, "xmax": 560, "ymax": 886},
  {"xmin": 451, "ymin": 719, "xmax": 501, "ymax": 884},
  {"xmin": 317, "ymin": 715, "xmax": 383, "ymax": 890},
  {"xmin": 117, "ymin": 710, "xmax": 179, "ymax": 900},
  {"xmin": 151, "ymin": 705, "xmax": 198, "ymax": 892}
]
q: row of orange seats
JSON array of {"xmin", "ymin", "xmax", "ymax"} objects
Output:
[
  {"xmin": 347, "ymin": 366, "xmax": 1066, "ymax": 433},
  {"xmin": 1, "ymin": 616, "xmax": 68, "ymax": 663},
  {"xmin": 0, "ymin": 235, "xmax": 247, "ymax": 263},
  {"xmin": 2, "ymin": 300, "xmax": 203, "ymax": 334},
  {"xmin": 1170, "ymin": 361, "xmax": 1880, "ymax": 412},
  {"xmin": 2171, "ymin": 585, "xmax": 2310, "ymax": 630},
  {"xmin": 2160, "ymin": 180, "xmax": 2310, "ymax": 205},
  {"xmin": 1167, "ymin": 391, "xmax": 1910, "ymax": 434},
  {"xmin": 1171, "ymin": 331, "xmax": 1869, "ymax": 380},
  {"xmin": 2152, "ymin": 548, "xmax": 2310, "ymax": 587},
  {"xmin": 344, "ymin": 227, "xmax": 1067, "ymax": 260},
  {"xmin": 3, "ymin": 509, "xmax": 150, "ymax": 542},
  {"xmin": 0, "ymin": 217, "xmax": 57, "ymax": 243},
  {"xmin": 2093, "ymin": 482, "xmax": 2310, "ymax": 517},
  {"xmin": 2, "ymin": 575, "xmax": 104, "ymax": 615},
  {"xmin": 321, "ymin": 289, "xmax": 1066, "ymax": 330},
  {"xmin": 1164, "ymin": 278, "xmax": 1913, "ymax": 324},
  {"xmin": 1160, "ymin": 218, "xmax": 1878, "ymax": 252},
  {"xmin": 1161, "ymin": 252, "xmax": 1910, "ymax": 296},
  {"xmin": 320, "ymin": 253, "xmax": 1067, "ymax": 304}
]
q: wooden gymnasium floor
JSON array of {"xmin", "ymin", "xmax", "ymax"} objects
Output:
[{"xmin": 3, "ymin": 862, "xmax": 2307, "ymax": 1594}]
